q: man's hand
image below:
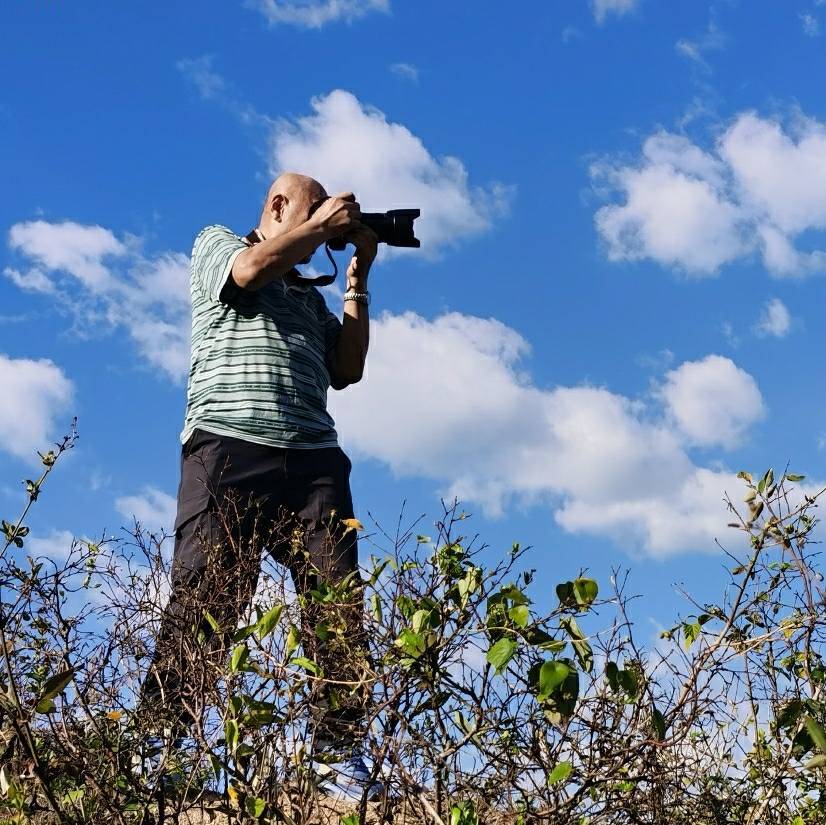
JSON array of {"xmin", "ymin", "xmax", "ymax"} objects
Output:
[
  {"xmin": 309, "ymin": 192, "xmax": 361, "ymax": 241},
  {"xmin": 346, "ymin": 223, "xmax": 379, "ymax": 288}
]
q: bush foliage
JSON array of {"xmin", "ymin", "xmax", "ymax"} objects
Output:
[{"xmin": 1, "ymin": 424, "xmax": 825, "ymax": 824}]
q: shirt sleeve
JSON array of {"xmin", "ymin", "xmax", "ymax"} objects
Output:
[{"xmin": 190, "ymin": 225, "xmax": 247, "ymax": 303}]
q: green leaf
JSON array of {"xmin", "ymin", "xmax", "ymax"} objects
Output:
[
  {"xmin": 572, "ymin": 578, "xmax": 598, "ymax": 609},
  {"xmin": 785, "ymin": 474, "xmax": 806, "ymax": 482},
  {"xmin": 775, "ymin": 700, "xmax": 804, "ymax": 731},
  {"xmin": 538, "ymin": 660, "xmax": 570, "ymax": 701},
  {"xmin": 560, "ymin": 617, "xmax": 593, "ymax": 673},
  {"xmin": 35, "ymin": 697, "xmax": 56, "ymax": 714},
  {"xmin": 541, "ymin": 662, "xmax": 580, "ymax": 724},
  {"xmin": 652, "ymin": 705, "xmax": 667, "ymax": 741},
  {"xmin": 245, "ymin": 797, "xmax": 266, "ymax": 817},
  {"xmin": 340, "ymin": 816, "xmax": 360, "ymax": 825},
  {"xmin": 508, "ymin": 604, "xmax": 530, "ymax": 628},
  {"xmin": 682, "ymin": 620, "xmax": 702, "ymax": 650},
  {"xmin": 230, "ymin": 644, "xmax": 248, "ymax": 674},
  {"xmin": 286, "ymin": 623, "xmax": 301, "ymax": 659},
  {"xmin": 487, "ymin": 637, "xmax": 517, "ymax": 674},
  {"xmin": 412, "ymin": 608, "xmax": 434, "ymax": 634},
  {"xmin": 547, "ymin": 761, "xmax": 572, "ymax": 785},
  {"xmin": 804, "ymin": 715, "xmax": 826, "ymax": 753},
  {"xmin": 804, "ymin": 754, "xmax": 826, "ymax": 770},
  {"xmin": 291, "ymin": 656, "xmax": 320, "ymax": 675},
  {"xmin": 617, "ymin": 668, "xmax": 639, "ymax": 702},
  {"xmin": 255, "ymin": 603, "xmax": 284, "ymax": 641},
  {"xmin": 37, "ymin": 668, "xmax": 75, "ymax": 705},
  {"xmin": 203, "ymin": 610, "xmax": 220, "ymax": 632},
  {"xmin": 62, "ymin": 788, "xmax": 85, "ymax": 804},
  {"xmin": 395, "ymin": 628, "xmax": 427, "ymax": 660},
  {"xmin": 605, "ymin": 661, "xmax": 620, "ymax": 692},
  {"xmin": 224, "ymin": 718, "xmax": 239, "ymax": 754},
  {"xmin": 556, "ymin": 581, "xmax": 575, "ymax": 610}
]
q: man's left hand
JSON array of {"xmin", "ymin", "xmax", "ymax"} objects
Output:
[{"xmin": 346, "ymin": 224, "xmax": 379, "ymax": 288}]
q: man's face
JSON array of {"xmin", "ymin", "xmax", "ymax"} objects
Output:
[{"xmin": 284, "ymin": 182, "xmax": 327, "ymax": 264}]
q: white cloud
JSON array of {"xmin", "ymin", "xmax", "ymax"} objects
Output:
[
  {"xmin": 801, "ymin": 12, "xmax": 820, "ymax": 36},
  {"xmin": 0, "ymin": 354, "xmax": 74, "ymax": 462},
  {"xmin": 26, "ymin": 529, "xmax": 76, "ymax": 561},
  {"xmin": 176, "ymin": 55, "xmax": 228, "ymax": 100},
  {"xmin": 754, "ymin": 298, "xmax": 792, "ymax": 338},
  {"xmin": 8, "ymin": 221, "xmax": 124, "ymax": 290},
  {"xmin": 594, "ymin": 110, "xmax": 826, "ymax": 277},
  {"xmin": 115, "ymin": 486, "xmax": 177, "ymax": 535},
  {"xmin": 592, "ymin": 0, "xmax": 640, "ymax": 25},
  {"xmin": 248, "ymin": 0, "xmax": 389, "ymax": 28},
  {"xmin": 6, "ymin": 221, "xmax": 191, "ymax": 381},
  {"xmin": 270, "ymin": 89, "xmax": 513, "ymax": 256},
  {"xmin": 594, "ymin": 133, "xmax": 748, "ymax": 275},
  {"xmin": 657, "ymin": 355, "xmax": 765, "ymax": 449},
  {"xmin": 331, "ymin": 312, "xmax": 762, "ymax": 557},
  {"xmin": 676, "ymin": 20, "xmax": 725, "ymax": 70},
  {"xmin": 389, "ymin": 62, "xmax": 419, "ymax": 82},
  {"xmin": 3, "ymin": 266, "xmax": 57, "ymax": 295}
]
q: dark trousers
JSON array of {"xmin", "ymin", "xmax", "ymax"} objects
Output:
[{"xmin": 140, "ymin": 428, "xmax": 369, "ymax": 750}]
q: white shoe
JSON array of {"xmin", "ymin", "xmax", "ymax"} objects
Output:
[{"xmin": 315, "ymin": 753, "xmax": 384, "ymax": 802}]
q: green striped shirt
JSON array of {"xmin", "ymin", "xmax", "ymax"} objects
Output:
[{"xmin": 180, "ymin": 224, "xmax": 342, "ymax": 449}]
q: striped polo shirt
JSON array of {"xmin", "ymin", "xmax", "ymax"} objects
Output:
[{"xmin": 180, "ymin": 224, "xmax": 343, "ymax": 449}]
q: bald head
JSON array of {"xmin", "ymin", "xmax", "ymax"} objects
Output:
[{"xmin": 259, "ymin": 172, "xmax": 326, "ymax": 225}]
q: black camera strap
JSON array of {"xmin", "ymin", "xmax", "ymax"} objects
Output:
[{"xmin": 242, "ymin": 229, "xmax": 338, "ymax": 288}]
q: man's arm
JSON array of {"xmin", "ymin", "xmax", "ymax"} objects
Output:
[
  {"xmin": 232, "ymin": 194, "xmax": 360, "ymax": 291},
  {"xmin": 328, "ymin": 224, "xmax": 378, "ymax": 388}
]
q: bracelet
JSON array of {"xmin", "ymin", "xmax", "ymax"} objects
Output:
[{"xmin": 343, "ymin": 290, "xmax": 370, "ymax": 306}]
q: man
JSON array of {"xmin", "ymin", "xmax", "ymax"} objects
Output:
[{"xmin": 140, "ymin": 172, "xmax": 381, "ymax": 800}]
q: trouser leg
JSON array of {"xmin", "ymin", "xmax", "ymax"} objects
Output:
[
  {"xmin": 279, "ymin": 447, "xmax": 371, "ymax": 752},
  {"xmin": 140, "ymin": 505, "xmax": 262, "ymax": 729}
]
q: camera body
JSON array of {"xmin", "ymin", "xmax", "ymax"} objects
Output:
[{"xmin": 317, "ymin": 203, "xmax": 421, "ymax": 251}]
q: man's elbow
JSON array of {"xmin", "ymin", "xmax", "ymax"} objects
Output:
[
  {"xmin": 231, "ymin": 259, "xmax": 259, "ymax": 291},
  {"xmin": 329, "ymin": 366, "xmax": 363, "ymax": 390}
]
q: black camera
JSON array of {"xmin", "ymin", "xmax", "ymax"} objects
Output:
[
  {"xmin": 328, "ymin": 208, "xmax": 421, "ymax": 251},
  {"xmin": 308, "ymin": 197, "xmax": 420, "ymax": 250}
]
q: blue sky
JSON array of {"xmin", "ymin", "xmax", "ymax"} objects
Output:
[{"xmin": 3, "ymin": 0, "xmax": 826, "ymax": 638}]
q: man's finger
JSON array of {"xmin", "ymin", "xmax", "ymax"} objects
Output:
[{"xmin": 334, "ymin": 192, "xmax": 356, "ymax": 202}]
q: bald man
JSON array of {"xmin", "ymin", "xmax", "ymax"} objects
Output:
[{"xmin": 139, "ymin": 173, "xmax": 382, "ymax": 800}]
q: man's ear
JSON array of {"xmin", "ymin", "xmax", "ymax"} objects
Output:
[{"xmin": 271, "ymin": 193, "xmax": 288, "ymax": 223}]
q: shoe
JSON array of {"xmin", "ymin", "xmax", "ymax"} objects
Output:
[{"xmin": 315, "ymin": 753, "xmax": 384, "ymax": 802}]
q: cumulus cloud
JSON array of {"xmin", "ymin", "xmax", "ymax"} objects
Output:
[
  {"xmin": 5, "ymin": 221, "xmax": 191, "ymax": 381},
  {"xmin": 330, "ymin": 312, "xmax": 762, "ymax": 557},
  {"xmin": 592, "ymin": 0, "xmax": 640, "ymax": 25},
  {"xmin": 754, "ymin": 297, "xmax": 792, "ymax": 338},
  {"xmin": 270, "ymin": 89, "xmax": 513, "ymax": 255},
  {"xmin": 248, "ymin": 0, "xmax": 389, "ymax": 28},
  {"xmin": 657, "ymin": 355, "xmax": 765, "ymax": 448},
  {"xmin": 115, "ymin": 486, "xmax": 178, "ymax": 535},
  {"xmin": 0, "ymin": 354, "xmax": 74, "ymax": 461},
  {"xmin": 593, "ymin": 110, "xmax": 826, "ymax": 277}
]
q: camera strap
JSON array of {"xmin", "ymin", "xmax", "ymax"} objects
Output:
[{"xmin": 243, "ymin": 229, "xmax": 338, "ymax": 288}]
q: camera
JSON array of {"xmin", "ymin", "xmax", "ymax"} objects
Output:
[
  {"xmin": 308, "ymin": 197, "xmax": 420, "ymax": 250},
  {"xmin": 328, "ymin": 209, "xmax": 421, "ymax": 251}
]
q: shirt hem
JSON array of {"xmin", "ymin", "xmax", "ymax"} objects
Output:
[{"xmin": 180, "ymin": 422, "xmax": 340, "ymax": 451}]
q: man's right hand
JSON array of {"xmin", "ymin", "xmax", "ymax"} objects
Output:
[{"xmin": 309, "ymin": 192, "xmax": 362, "ymax": 240}]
